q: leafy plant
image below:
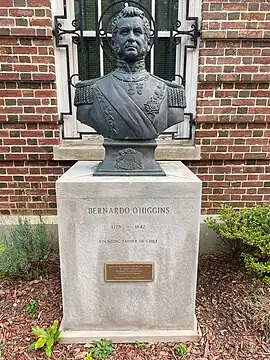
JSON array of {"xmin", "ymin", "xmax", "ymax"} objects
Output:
[
  {"xmin": 0, "ymin": 217, "xmax": 53, "ymax": 279},
  {"xmin": 29, "ymin": 319, "xmax": 61, "ymax": 358},
  {"xmin": 90, "ymin": 339, "xmax": 114, "ymax": 359},
  {"xmin": 84, "ymin": 352, "xmax": 93, "ymax": 360},
  {"xmin": 174, "ymin": 343, "xmax": 188, "ymax": 357},
  {"xmin": 27, "ymin": 299, "xmax": 38, "ymax": 318},
  {"xmin": 135, "ymin": 340, "xmax": 146, "ymax": 350},
  {"xmin": 0, "ymin": 342, "xmax": 5, "ymax": 356},
  {"xmin": 205, "ymin": 204, "xmax": 270, "ymax": 283}
]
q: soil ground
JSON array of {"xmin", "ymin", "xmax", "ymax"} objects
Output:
[{"xmin": 0, "ymin": 253, "xmax": 269, "ymax": 360}]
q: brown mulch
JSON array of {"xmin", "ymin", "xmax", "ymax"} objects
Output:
[{"xmin": 0, "ymin": 253, "xmax": 269, "ymax": 360}]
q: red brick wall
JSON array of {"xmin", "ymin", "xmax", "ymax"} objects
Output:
[
  {"xmin": 0, "ymin": 0, "xmax": 269, "ymax": 215},
  {"xmin": 185, "ymin": 0, "xmax": 270, "ymax": 213},
  {"xmin": 0, "ymin": 0, "xmax": 74, "ymax": 215}
]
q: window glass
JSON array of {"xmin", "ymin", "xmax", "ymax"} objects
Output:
[
  {"xmin": 78, "ymin": 38, "xmax": 100, "ymax": 79},
  {"xmin": 75, "ymin": 0, "xmax": 153, "ymax": 31},
  {"xmin": 75, "ymin": 0, "xmax": 96, "ymax": 30},
  {"xmin": 156, "ymin": 0, "xmax": 179, "ymax": 31},
  {"xmin": 154, "ymin": 38, "xmax": 176, "ymax": 80}
]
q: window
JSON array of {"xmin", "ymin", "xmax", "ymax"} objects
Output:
[{"xmin": 52, "ymin": 0, "xmax": 201, "ymax": 157}]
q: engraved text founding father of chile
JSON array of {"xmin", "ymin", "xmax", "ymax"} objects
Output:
[{"xmin": 74, "ymin": 6, "xmax": 186, "ymax": 140}]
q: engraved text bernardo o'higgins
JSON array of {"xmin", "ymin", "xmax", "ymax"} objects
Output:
[{"xmin": 88, "ymin": 206, "xmax": 170, "ymax": 215}]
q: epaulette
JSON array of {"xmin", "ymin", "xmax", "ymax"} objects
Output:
[
  {"xmin": 167, "ymin": 84, "xmax": 186, "ymax": 108},
  {"xmin": 74, "ymin": 79, "xmax": 97, "ymax": 106}
]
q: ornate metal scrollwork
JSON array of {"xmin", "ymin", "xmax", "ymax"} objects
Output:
[
  {"xmin": 69, "ymin": 73, "xmax": 81, "ymax": 88},
  {"xmin": 52, "ymin": 0, "xmax": 84, "ymax": 139},
  {"xmin": 172, "ymin": 19, "xmax": 200, "ymax": 48},
  {"xmin": 53, "ymin": 19, "xmax": 82, "ymax": 47}
]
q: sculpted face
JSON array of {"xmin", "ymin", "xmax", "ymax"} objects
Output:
[{"xmin": 115, "ymin": 17, "xmax": 150, "ymax": 62}]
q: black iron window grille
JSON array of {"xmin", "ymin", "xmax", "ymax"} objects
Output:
[{"xmin": 53, "ymin": 0, "xmax": 201, "ymax": 141}]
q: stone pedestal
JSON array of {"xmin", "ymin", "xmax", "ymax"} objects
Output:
[
  {"xmin": 56, "ymin": 161, "xmax": 202, "ymax": 343},
  {"xmin": 94, "ymin": 139, "xmax": 165, "ymax": 176}
]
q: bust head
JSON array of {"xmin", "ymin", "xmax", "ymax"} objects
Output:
[{"xmin": 111, "ymin": 6, "xmax": 151, "ymax": 62}]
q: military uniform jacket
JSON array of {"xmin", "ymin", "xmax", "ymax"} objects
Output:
[{"xmin": 74, "ymin": 65, "xmax": 186, "ymax": 140}]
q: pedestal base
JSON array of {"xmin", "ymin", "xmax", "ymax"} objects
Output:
[
  {"xmin": 93, "ymin": 139, "xmax": 165, "ymax": 176},
  {"xmin": 60, "ymin": 323, "xmax": 201, "ymax": 344}
]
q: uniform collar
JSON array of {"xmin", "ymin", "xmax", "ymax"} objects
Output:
[{"xmin": 115, "ymin": 59, "xmax": 146, "ymax": 73}]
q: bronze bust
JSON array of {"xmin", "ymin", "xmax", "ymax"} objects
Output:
[{"xmin": 74, "ymin": 6, "xmax": 186, "ymax": 141}]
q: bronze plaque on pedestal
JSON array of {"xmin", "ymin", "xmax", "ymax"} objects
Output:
[{"xmin": 104, "ymin": 262, "xmax": 154, "ymax": 282}]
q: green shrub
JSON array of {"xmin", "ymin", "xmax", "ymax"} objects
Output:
[
  {"xmin": 0, "ymin": 217, "xmax": 53, "ymax": 279},
  {"xmin": 205, "ymin": 204, "xmax": 270, "ymax": 283}
]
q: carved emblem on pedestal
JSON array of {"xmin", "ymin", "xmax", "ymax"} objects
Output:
[{"xmin": 115, "ymin": 148, "xmax": 143, "ymax": 170}]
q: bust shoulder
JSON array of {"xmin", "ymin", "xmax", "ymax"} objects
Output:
[
  {"xmin": 74, "ymin": 75, "xmax": 110, "ymax": 106},
  {"xmin": 151, "ymin": 75, "xmax": 186, "ymax": 108},
  {"xmin": 74, "ymin": 79, "xmax": 96, "ymax": 106}
]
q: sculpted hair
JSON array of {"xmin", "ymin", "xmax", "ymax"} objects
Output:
[{"xmin": 111, "ymin": 6, "xmax": 151, "ymax": 50}]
